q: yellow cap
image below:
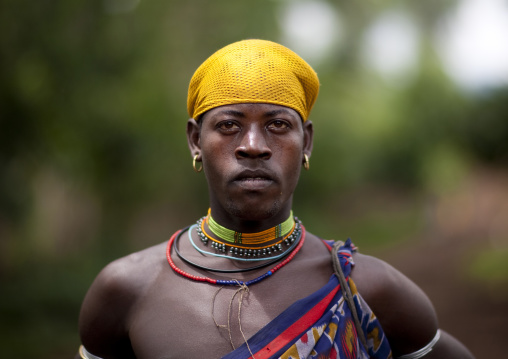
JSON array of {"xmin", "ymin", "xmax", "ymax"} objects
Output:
[{"xmin": 187, "ymin": 39, "xmax": 319, "ymax": 121}]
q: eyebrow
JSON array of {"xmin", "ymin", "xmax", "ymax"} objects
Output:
[
  {"xmin": 263, "ymin": 109, "xmax": 295, "ymax": 118},
  {"xmin": 210, "ymin": 107, "xmax": 299, "ymax": 120},
  {"xmin": 214, "ymin": 109, "xmax": 246, "ymax": 118}
]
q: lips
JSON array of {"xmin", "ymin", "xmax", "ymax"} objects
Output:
[{"xmin": 232, "ymin": 170, "xmax": 275, "ymax": 190}]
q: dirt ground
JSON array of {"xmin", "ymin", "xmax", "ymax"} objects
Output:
[{"xmin": 377, "ymin": 168, "xmax": 508, "ymax": 359}]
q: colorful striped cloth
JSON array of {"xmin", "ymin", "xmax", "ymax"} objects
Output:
[{"xmin": 222, "ymin": 239, "xmax": 393, "ymax": 359}]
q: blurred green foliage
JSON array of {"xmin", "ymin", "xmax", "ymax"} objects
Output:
[
  {"xmin": 1, "ymin": 0, "xmax": 507, "ymax": 358},
  {"xmin": 469, "ymin": 247, "xmax": 508, "ymax": 284}
]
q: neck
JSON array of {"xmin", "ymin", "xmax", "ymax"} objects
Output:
[
  {"xmin": 208, "ymin": 202, "xmax": 294, "ymax": 234},
  {"xmin": 201, "ymin": 208, "xmax": 296, "ymax": 248}
]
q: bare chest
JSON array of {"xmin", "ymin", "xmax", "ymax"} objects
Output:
[{"xmin": 128, "ymin": 252, "xmax": 333, "ymax": 359}]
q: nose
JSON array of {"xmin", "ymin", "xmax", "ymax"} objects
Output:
[{"xmin": 235, "ymin": 125, "xmax": 272, "ymax": 160}]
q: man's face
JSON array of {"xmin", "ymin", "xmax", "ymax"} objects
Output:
[{"xmin": 194, "ymin": 103, "xmax": 312, "ymax": 224}]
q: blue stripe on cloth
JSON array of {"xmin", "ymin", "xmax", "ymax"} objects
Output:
[
  {"xmin": 222, "ymin": 274, "xmax": 341, "ymax": 359},
  {"xmin": 222, "ymin": 239, "xmax": 392, "ymax": 359}
]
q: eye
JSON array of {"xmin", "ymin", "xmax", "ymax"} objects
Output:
[
  {"xmin": 267, "ymin": 120, "xmax": 290, "ymax": 131},
  {"xmin": 217, "ymin": 121, "xmax": 240, "ymax": 132}
]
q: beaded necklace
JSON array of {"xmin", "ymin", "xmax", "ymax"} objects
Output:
[
  {"xmin": 188, "ymin": 225, "xmax": 301, "ymax": 263},
  {"xmin": 206, "ymin": 209, "xmax": 294, "ymax": 244},
  {"xmin": 166, "ymin": 225, "xmax": 306, "ymax": 286},
  {"xmin": 175, "ymin": 225, "xmax": 302, "ymax": 272},
  {"xmin": 198, "ymin": 216, "xmax": 301, "ymax": 258}
]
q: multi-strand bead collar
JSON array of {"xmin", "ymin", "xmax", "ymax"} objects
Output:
[
  {"xmin": 166, "ymin": 211, "xmax": 305, "ymax": 286},
  {"xmin": 205, "ymin": 208, "xmax": 295, "ymax": 245},
  {"xmin": 166, "ymin": 224, "xmax": 306, "ymax": 286},
  {"xmin": 197, "ymin": 210, "xmax": 300, "ymax": 259}
]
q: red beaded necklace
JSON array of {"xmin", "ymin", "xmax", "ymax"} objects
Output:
[{"xmin": 166, "ymin": 225, "xmax": 306, "ymax": 286}]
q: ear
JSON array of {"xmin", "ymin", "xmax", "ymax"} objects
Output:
[
  {"xmin": 302, "ymin": 120, "xmax": 314, "ymax": 159},
  {"xmin": 186, "ymin": 118, "xmax": 201, "ymax": 159}
]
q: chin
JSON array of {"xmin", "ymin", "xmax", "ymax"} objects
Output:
[{"xmin": 225, "ymin": 200, "xmax": 282, "ymax": 221}]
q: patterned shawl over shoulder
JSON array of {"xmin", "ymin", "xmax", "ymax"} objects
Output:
[{"xmin": 223, "ymin": 239, "xmax": 392, "ymax": 359}]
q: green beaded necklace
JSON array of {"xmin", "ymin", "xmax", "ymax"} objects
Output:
[{"xmin": 206, "ymin": 209, "xmax": 294, "ymax": 244}]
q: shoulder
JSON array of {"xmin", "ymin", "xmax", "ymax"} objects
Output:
[
  {"xmin": 92, "ymin": 242, "xmax": 165, "ymax": 295},
  {"xmin": 78, "ymin": 242, "xmax": 167, "ymax": 358},
  {"xmin": 350, "ymin": 252, "xmax": 439, "ymax": 357},
  {"xmin": 85, "ymin": 241, "xmax": 166, "ymax": 303}
]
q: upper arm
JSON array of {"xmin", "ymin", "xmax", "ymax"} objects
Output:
[
  {"xmin": 351, "ymin": 254, "xmax": 474, "ymax": 358},
  {"xmin": 78, "ymin": 259, "xmax": 139, "ymax": 359},
  {"xmin": 424, "ymin": 330, "xmax": 475, "ymax": 359}
]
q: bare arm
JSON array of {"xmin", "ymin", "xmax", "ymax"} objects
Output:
[
  {"xmin": 352, "ymin": 253, "xmax": 474, "ymax": 359},
  {"xmin": 77, "ymin": 258, "xmax": 139, "ymax": 359},
  {"xmin": 423, "ymin": 330, "xmax": 474, "ymax": 359}
]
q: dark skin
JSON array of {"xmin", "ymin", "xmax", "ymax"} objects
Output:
[{"xmin": 77, "ymin": 103, "xmax": 474, "ymax": 359}]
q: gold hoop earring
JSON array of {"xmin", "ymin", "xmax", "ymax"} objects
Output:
[
  {"xmin": 193, "ymin": 154, "xmax": 202, "ymax": 173},
  {"xmin": 303, "ymin": 154, "xmax": 310, "ymax": 171}
]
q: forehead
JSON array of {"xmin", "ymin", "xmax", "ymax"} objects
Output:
[{"xmin": 200, "ymin": 103, "xmax": 302, "ymax": 122}]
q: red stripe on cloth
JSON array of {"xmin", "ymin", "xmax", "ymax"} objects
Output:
[
  {"xmin": 321, "ymin": 240, "xmax": 333, "ymax": 251},
  {"xmin": 248, "ymin": 284, "xmax": 340, "ymax": 359}
]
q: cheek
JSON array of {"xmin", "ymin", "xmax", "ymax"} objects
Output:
[
  {"xmin": 201, "ymin": 141, "xmax": 234, "ymax": 179},
  {"xmin": 285, "ymin": 137, "xmax": 304, "ymax": 161},
  {"xmin": 278, "ymin": 140, "xmax": 304, "ymax": 180}
]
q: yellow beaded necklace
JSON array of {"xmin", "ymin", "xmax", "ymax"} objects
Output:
[{"xmin": 205, "ymin": 209, "xmax": 295, "ymax": 245}]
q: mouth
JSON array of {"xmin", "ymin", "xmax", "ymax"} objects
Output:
[{"xmin": 232, "ymin": 170, "xmax": 275, "ymax": 191}]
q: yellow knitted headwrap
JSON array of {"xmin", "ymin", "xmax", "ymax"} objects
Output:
[{"xmin": 187, "ymin": 39, "xmax": 319, "ymax": 121}]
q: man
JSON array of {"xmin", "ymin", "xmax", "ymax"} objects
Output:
[{"xmin": 77, "ymin": 39, "xmax": 474, "ymax": 358}]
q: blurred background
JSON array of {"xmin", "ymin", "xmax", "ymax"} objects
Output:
[{"xmin": 1, "ymin": 0, "xmax": 507, "ymax": 357}]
